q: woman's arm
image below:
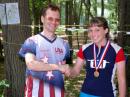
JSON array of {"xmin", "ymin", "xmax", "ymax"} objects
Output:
[
  {"xmin": 116, "ymin": 60, "xmax": 126, "ymax": 97},
  {"xmin": 69, "ymin": 57, "xmax": 84, "ymax": 78}
]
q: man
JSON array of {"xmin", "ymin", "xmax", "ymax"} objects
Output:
[{"xmin": 19, "ymin": 4, "xmax": 70, "ymax": 97}]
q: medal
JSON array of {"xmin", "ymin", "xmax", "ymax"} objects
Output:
[
  {"xmin": 93, "ymin": 41, "xmax": 110, "ymax": 78},
  {"xmin": 94, "ymin": 70, "xmax": 99, "ymax": 78}
]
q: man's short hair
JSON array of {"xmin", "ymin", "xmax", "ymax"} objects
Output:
[{"xmin": 41, "ymin": 4, "xmax": 60, "ymax": 17}]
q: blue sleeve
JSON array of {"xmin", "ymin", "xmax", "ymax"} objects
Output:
[
  {"xmin": 26, "ymin": 69, "xmax": 45, "ymax": 80},
  {"xmin": 18, "ymin": 38, "xmax": 36, "ymax": 58},
  {"xmin": 18, "ymin": 38, "xmax": 44, "ymax": 79}
]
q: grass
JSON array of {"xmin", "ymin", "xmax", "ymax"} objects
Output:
[{"xmin": 65, "ymin": 68, "xmax": 85, "ymax": 97}]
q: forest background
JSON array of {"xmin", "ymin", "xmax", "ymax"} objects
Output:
[{"xmin": 0, "ymin": 0, "xmax": 130, "ymax": 97}]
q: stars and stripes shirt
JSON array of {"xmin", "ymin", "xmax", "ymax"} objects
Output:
[{"xmin": 19, "ymin": 33, "xmax": 70, "ymax": 97}]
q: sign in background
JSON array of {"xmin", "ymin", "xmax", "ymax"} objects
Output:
[{"xmin": 0, "ymin": 3, "xmax": 20, "ymax": 25}]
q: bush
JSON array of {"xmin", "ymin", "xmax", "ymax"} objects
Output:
[{"xmin": 0, "ymin": 79, "xmax": 9, "ymax": 97}]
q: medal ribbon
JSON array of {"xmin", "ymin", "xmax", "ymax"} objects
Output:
[{"xmin": 94, "ymin": 41, "xmax": 110, "ymax": 70}]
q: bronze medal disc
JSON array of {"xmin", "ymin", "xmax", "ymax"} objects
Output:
[{"xmin": 94, "ymin": 71, "xmax": 99, "ymax": 78}]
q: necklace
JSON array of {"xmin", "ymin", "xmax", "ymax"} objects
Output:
[{"xmin": 93, "ymin": 41, "xmax": 110, "ymax": 78}]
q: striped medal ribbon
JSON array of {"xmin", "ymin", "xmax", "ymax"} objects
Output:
[{"xmin": 93, "ymin": 41, "xmax": 110, "ymax": 78}]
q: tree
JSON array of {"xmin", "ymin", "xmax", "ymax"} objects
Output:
[
  {"xmin": 101, "ymin": 0, "xmax": 104, "ymax": 16},
  {"xmin": 118, "ymin": 0, "xmax": 130, "ymax": 95},
  {"xmin": 65, "ymin": 0, "xmax": 73, "ymax": 48},
  {"xmin": 29, "ymin": 0, "xmax": 49, "ymax": 34},
  {"xmin": 0, "ymin": 0, "xmax": 31, "ymax": 97}
]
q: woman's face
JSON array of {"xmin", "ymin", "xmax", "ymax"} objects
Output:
[{"xmin": 88, "ymin": 25, "xmax": 108, "ymax": 46}]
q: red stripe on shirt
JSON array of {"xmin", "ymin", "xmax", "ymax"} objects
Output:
[
  {"xmin": 61, "ymin": 88, "xmax": 64, "ymax": 97},
  {"xmin": 24, "ymin": 81, "xmax": 27, "ymax": 97},
  {"xmin": 25, "ymin": 76, "xmax": 33, "ymax": 97},
  {"xmin": 50, "ymin": 84, "xmax": 55, "ymax": 97},
  {"xmin": 38, "ymin": 80, "xmax": 44, "ymax": 97}
]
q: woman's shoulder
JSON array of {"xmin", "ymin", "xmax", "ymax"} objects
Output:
[
  {"xmin": 110, "ymin": 41, "xmax": 123, "ymax": 53},
  {"xmin": 82, "ymin": 42, "xmax": 93, "ymax": 51}
]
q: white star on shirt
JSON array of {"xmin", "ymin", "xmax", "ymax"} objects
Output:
[
  {"xmin": 46, "ymin": 71, "xmax": 54, "ymax": 80},
  {"xmin": 41, "ymin": 56, "xmax": 48, "ymax": 63},
  {"xmin": 42, "ymin": 56, "xmax": 54, "ymax": 80},
  {"xmin": 59, "ymin": 61, "xmax": 61, "ymax": 65}
]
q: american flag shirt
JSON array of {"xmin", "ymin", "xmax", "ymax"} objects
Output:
[{"xmin": 19, "ymin": 33, "xmax": 70, "ymax": 97}]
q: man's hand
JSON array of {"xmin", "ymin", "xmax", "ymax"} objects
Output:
[{"xmin": 58, "ymin": 64, "xmax": 70, "ymax": 76}]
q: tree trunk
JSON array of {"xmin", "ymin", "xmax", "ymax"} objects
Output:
[
  {"xmin": 65, "ymin": 1, "xmax": 73, "ymax": 48},
  {"xmin": 101, "ymin": 0, "xmax": 104, "ymax": 16},
  {"xmin": 0, "ymin": 0, "xmax": 31, "ymax": 97},
  {"xmin": 118, "ymin": 0, "xmax": 130, "ymax": 96},
  {"xmin": 83, "ymin": 0, "xmax": 91, "ymax": 43}
]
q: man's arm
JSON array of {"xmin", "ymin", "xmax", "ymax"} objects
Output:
[
  {"xmin": 25, "ymin": 53, "xmax": 59, "ymax": 71},
  {"xmin": 25, "ymin": 52, "xmax": 69, "ymax": 73}
]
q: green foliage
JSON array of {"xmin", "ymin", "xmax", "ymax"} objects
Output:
[
  {"xmin": 128, "ymin": 87, "xmax": 130, "ymax": 91},
  {"xmin": 56, "ymin": 25, "xmax": 66, "ymax": 34},
  {"xmin": 65, "ymin": 68, "xmax": 85, "ymax": 97},
  {"xmin": 0, "ymin": 79, "xmax": 9, "ymax": 97},
  {"xmin": 28, "ymin": 0, "xmax": 118, "ymax": 34},
  {"xmin": 124, "ymin": 46, "xmax": 130, "ymax": 53}
]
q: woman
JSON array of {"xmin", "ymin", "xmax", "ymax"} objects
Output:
[{"xmin": 68, "ymin": 17, "xmax": 126, "ymax": 97}]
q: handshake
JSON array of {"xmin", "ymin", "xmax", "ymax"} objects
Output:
[{"xmin": 57, "ymin": 64, "xmax": 71, "ymax": 77}]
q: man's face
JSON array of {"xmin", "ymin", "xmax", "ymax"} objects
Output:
[{"xmin": 41, "ymin": 8, "xmax": 60, "ymax": 33}]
